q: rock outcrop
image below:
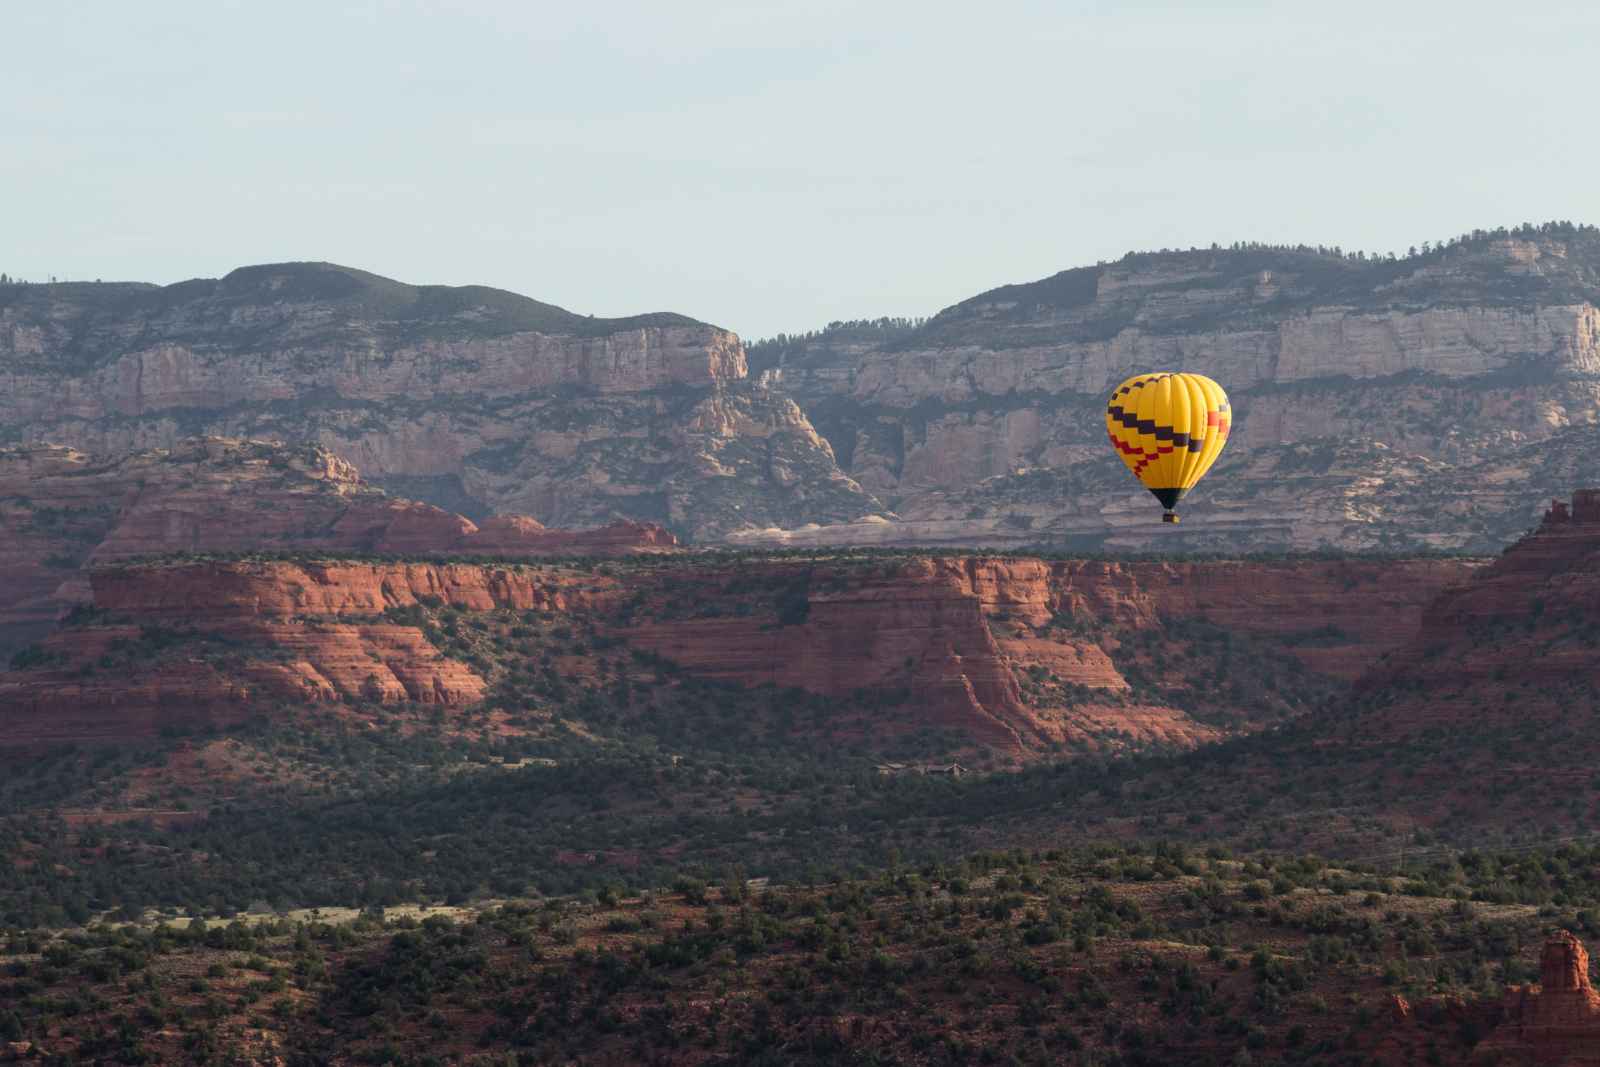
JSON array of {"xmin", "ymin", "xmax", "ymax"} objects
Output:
[
  {"xmin": 746, "ymin": 226, "xmax": 1600, "ymax": 552},
  {"xmin": 620, "ymin": 555, "xmax": 1473, "ymax": 751},
  {"xmin": 0, "ymin": 621, "xmax": 488, "ymax": 747},
  {"xmin": 1475, "ymin": 932, "xmax": 1600, "ymax": 1064},
  {"xmin": 0, "ymin": 551, "xmax": 1473, "ymax": 755},
  {"xmin": 0, "ymin": 437, "xmax": 676, "ymax": 667},
  {"xmin": 90, "ymin": 559, "xmax": 621, "ymax": 619},
  {"xmin": 0, "ymin": 558, "xmax": 627, "ymax": 746},
  {"xmin": 0, "ymin": 263, "xmax": 881, "ymax": 541},
  {"xmin": 1348, "ymin": 488, "xmax": 1600, "ymax": 740},
  {"xmin": 1377, "ymin": 931, "xmax": 1600, "ymax": 1066},
  {"xmin": 1230, "ymin": 488, "xmax": 1600, "ymax": 837}
]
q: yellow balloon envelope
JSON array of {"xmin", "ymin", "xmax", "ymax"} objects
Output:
[{"xmin": 1106, "ymin": 372, "xmax": 1230, "ymax": 523}]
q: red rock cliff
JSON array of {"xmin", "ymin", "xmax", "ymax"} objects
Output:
[
  {"xmin": 0, "ymin": 437, "xmax": 676, "ymax": 667},
  {"xmin": 1352, "ymin": 489, "xmax": 1600, "ymax": 740},
  {"xmin": 3, "ymin": 550, "xmax": 1472, "ymax": 758},
  {"xmin": 0, "ymin": 551, "xmax": 1473, "ymax": 754},
  {"xmin": 89, "ymin": 560, "xmax": 621, "ymax": 618},
  {"xmin": 1378, "ymin": 931, "xmax": 1600, "ymax": 1066},
  {"xmin": 620, "ymin": 556, "xmax": 1472, "ymax": 753},
  {"xmin": 1474, "ymin": 932, "xmax": 1600, "ymax": 1065}
]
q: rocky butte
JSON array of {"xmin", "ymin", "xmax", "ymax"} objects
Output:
[
  {"xmin": 0, "ymin": 262, "xmax": 879, "ymax": 542},
  {"xmin": 1377, "ymin": 931, "xmax": 1600, "ymax": 1065},
  {"xmin": 743, "ymin": 223, "xmax": 1600, "ymax": 553}
]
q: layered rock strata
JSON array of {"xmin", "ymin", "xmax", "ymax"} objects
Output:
[
  {"xmin": 0, "ymin": 437, "xmax": 675, "ymax": 667},
  {"xmin": 1349, "ymin": 489, "xmax": 1600, "ymax": 739},
  {"xmin": 0, "ymin": 263, "xmax": 880, "ymax": 540},
  {"xmin": 0, "ymin": 551, "xmax": 1473, "ymax": 755},
  {"xmin": 746, "ymin": 229, "xmax": 1600, "ymax": 551}
]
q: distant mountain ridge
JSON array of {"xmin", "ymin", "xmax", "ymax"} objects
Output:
[
  {"xmin": 741, "ymin": 221, "xmax": 1600, "ymax": 552},
  {"xmin": 753, "ymin": 222, "xmax": 1600, "ymax": 362},
  {"xmin": 7, "ymin": 224, "xmax": 1600, "ymax": 551},
  {"xmin": 0, "ymin": 262, "xmax": 879, "ymax": 540},
  {"xmin": 1, "ymin": 261, "xmax": 706, "ymax": 370}
]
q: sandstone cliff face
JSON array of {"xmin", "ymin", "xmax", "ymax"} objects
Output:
[
  {"xmin": 621, "ymin": 555, "xmax": 1471, "ymax": 752},
  {"xmin": 747, "ymin": 229, "xmax": 1600, "ymax": 552},
  {"xmin": 1473, "ymin": 932, "xmax": 1600, "ymax": 1065},
  {"xmin": 90, "ymin": 559, "xmax": 622, "ymax": 619},
  {"xmin": 10, "ymin": 239, "xmax": 1594, "ymax": 553},
  {"xmin": 1234, "ymin": 489, "xmax": 1600, "ymax": 839},
  {"xmin": 0, "ymin": 622, "xmax": 487, "ymax": 747},
  {"xmin": 1349, "ymin": 490, "xmax": 1600, "ymax": 740},
  {"xmin": 1073, "ymin": 486, "xmax": 1600, "ymax": 852},
  {"xmin": 0, "ymin": 558, "xmax": 624, "ymax": 746},
  {"xmin": 0, "ymin": 551, "xmax": 1472, "ymax": 756},
  {"xmin": 1378, "ymin": 931, "xmax": 1600, "ymax": 1066},
  {"xmin": 0, "ymin": 437, "xmax": 676, "ymax": 667},
  {"xmin": 0, "ymin": 263, "xmax": 881, "ymax": 540}
]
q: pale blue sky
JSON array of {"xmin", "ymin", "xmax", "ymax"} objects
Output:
[{"xmin": 6, "ymin": 1, "xmax": 1598, "ymax": 338}]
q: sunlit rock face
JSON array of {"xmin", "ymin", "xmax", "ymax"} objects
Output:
[
  {"xmin": 0, "ymin": 262, "xmax": 881, "ymax": 542},
  {"xmin": 747, "ymin": 230, "xmax": 1600, "ymax": 552},
  {"xmin": 0, "ymin": 436, "xmax": 677, "ymax": 667},
  {"xmin": 1375, "ymin": 931, "xmax": 1600, "ymax": 1065},
  {"xmin": 0, "ymin": 550, "xmax": 1470, "ymax": 756}
]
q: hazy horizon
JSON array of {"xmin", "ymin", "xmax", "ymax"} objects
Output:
[{"xmin": 8, "ymin": 1, "xmax": 1600, "ymax": 339}]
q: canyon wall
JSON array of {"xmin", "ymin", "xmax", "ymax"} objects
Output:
[
  {"xmin": 617, "ymin": 555, "xmax": 1473, "ymax": 752},
  {"xmin": 9, "ymin": 234, "xmax": 1600, "ymax": 556},
  {"xmin": 1347, "ymin": 489, "xmax": 1600, "ymax": 740},
  {"xmin": 0, "ymin": 437, "xmax": 675, "ymax": 667},
  {"xmin": 0, "ymin": 551, "xmax": 1475, "ymax": 756},
  {"xmin": 747, "ymin": 230, "xmax": 1600, "ymax": 552},
  {"xmin": 0, "ymin": 263, "xmax": 880, "ymax": 541}
]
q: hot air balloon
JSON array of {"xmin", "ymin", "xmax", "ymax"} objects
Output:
[{"xmin": 1106, "ymin": 372, "xmax": 1230, "ymax": 523}]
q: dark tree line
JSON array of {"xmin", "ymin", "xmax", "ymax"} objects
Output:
[{"xmin": 1117, "ymin": 219, "xmax": 1600, "ymax": 267}]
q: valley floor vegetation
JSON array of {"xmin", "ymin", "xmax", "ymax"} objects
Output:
[{"xmin": 3, "ymin": 841, "xmax": 1595, "ymax": 1065}]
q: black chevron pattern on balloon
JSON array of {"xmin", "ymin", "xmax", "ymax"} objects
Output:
[{"xmin": 1106, "ymin": 405, "xmax": 1204, "ymax": 452}]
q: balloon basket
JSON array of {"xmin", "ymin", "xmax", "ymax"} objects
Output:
[{"xmin": 1161, "ymin": 512, "xmax": 1180, "ymax": 524}]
